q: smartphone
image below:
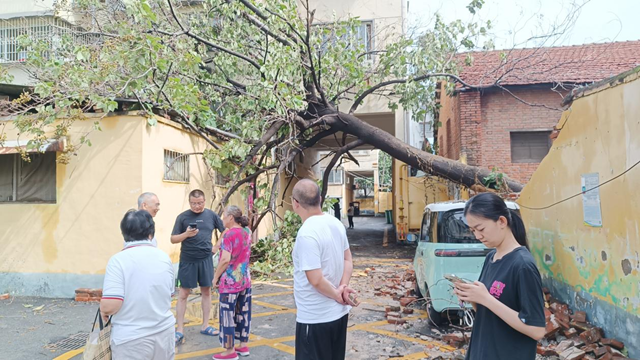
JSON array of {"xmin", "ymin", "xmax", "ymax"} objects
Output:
[
  {"xmin": 444, "ymin": 274, "xmax": 470, "ymax": 284},
  {"xmin": 348, "ymin": 292, "xmax": 360, "ymax": 306},
  {"xmin": 188, "ymin": 223, "xmax": 198, "ymax": 229}
]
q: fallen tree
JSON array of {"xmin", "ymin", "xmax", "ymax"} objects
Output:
[{"xmin": 0, "ymin": 0, "xmax": 548, "ymax": 228}]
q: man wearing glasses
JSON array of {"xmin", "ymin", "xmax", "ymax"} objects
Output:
[{"xmin": 171, "ymin": 189, "xmax": 225, "ymax": 345}]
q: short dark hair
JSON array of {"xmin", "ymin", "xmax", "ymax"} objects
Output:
[
  {"xmin": 292, "ymin": 179, "xmax": 321, "ymax": 209},
  {"xmin": 120, "ymin": 210, "xmax": 155, "ymax": 242},
  {"xmin": 189, "ymin": 189, "xmax": 205, "ymax": 199}
]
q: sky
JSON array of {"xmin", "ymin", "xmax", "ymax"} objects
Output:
[{"xmin": 408, "ymin": 0, "xmax": 640, "ymax": 49}]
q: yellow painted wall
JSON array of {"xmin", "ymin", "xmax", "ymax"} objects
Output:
[
  {"xmin": 520, "ymin": 70, "xmax": 640, "ymax": 317},
  {"xmin": 0, "ymin": 115, "xmax": 143, "ymax": 276},
  {"xmin": 0, "ymin": 114, "xmax": 243, "ymax": 279},
  {"xmin": 393, "ymin": 160, "xmax": 451, "ymax": 236},
  {"xmin": 355, "ymin": 197, "xmax": 375, "ymax": 211},
  {"xmin": 141, "ymin": 118, "xmax": 244, "ymax": 262},
  {"xmin": 378, "ymin": 191, "xmax": 392, "ymax": 212}
]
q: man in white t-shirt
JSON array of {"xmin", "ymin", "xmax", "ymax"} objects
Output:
[
  {"xmin": 101, "ymin": 210, "xmax": 176, "ymax": 359},
  {"xmin": 291, "ymin": 179, "xmax": 359, "ymax": 360},
  {"xmin": 137, "ymin": 192, "xmax": 161, "ymax": 247}
]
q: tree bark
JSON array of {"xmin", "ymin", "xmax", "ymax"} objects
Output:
[{"xmin": 316, "ymin": 110, "xmax": 524, "ymax": 193}]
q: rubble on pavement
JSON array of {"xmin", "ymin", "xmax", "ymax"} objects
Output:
[
  {"xmin": 74, "ymin": 288, "xmax": 102, "ymax": 302},
  {"xmin": 537, "ymin": 287, "xmax": 631, "ymax": 360},
  {"xmin": 363, "ymin": 265, "xmax": 633, "ymax": 360}
]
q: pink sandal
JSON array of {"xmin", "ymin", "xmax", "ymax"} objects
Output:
[
  {"xmin": 235, "ymin": 346, "xmax": 250, "ymax": 356},
  {"xmin": 212, "ymin": 352, "xmax": 239, "ymax": 360}
]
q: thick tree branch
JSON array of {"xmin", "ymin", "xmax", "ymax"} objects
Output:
[{"xmin": 320, "ymin": 139, "xmax": 365, "ymax": 202}]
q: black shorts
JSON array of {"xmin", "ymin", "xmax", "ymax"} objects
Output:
[
  {"xmin": 178, "ymin": 256, "xmax": 214, "ymax": 289},
  {"xmin": 295, "ymin": 314, "xmax": 348, "ymax": 360}
]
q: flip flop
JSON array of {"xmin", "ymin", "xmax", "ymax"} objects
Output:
[
  {"xmin": 200, "ymin": 326, "xmax": 220, "ymax": 336},
  {"xmin": 175, "ymin": 331, "xmax": 185, "ymax": 345}
]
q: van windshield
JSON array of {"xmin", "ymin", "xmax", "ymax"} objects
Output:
[{"xmin": 438, "ymin": 210, "xmax": 479, "ymax": 244}]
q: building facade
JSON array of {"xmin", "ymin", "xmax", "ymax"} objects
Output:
[
  {"xmin": 520, "ymin": 67, "xmax": 640, "ymax": 357},
  {"xmin": 437, "ymin": 41, "xmax": 640, "ymax": 184}
]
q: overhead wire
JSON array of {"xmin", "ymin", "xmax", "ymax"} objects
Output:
[{"xmin": 518, "ymin": 158, "xmax": 640, "ymax": 210}]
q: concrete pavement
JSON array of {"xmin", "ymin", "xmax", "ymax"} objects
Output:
[{"xmin": 1, "ymin": 216, "xmax": 464, "ymax": 360}]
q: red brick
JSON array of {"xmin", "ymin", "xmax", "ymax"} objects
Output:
[
  {"xmin": 443, "ymin": 332, "xmax": 464, "ymax": 343},
  {"xmin": 399, "ymin": 297, "xmax": 416, "ymax": 307},
  {"xmin": 387, "ymin": 317, "xmax": 406, "ymax": 325},
  {"xmin": 438, "ymin": 85, "xmax": 569, "ymax": 183},
  {"xmin": 402, "ymin": 308, "xmax": 414, "ymax": 314},
  {"xmin": 594, "ymin": 346, "xmax": 608, "ymax": 357},
  {"xmin": 600, "ymin": 338, "xmax": 624, "ymax": 351},
  {"xmin": 385, "ymin": 305, "xmax": 401, "ymax": 313},
  {"xmin": 579, "ymin": 328, "xmax": 601, "ymax": 344},
  {"xmin": 559, "ymin": 347, "xmax": 586, "ymax": 360},
  {"xmin": 537, "ymin": 345, "xmax": 557, "ymax": 356},
  {"xmin": 0, "ymin": 293, "xmax": 9, "ymax": 300},
  {"xmin": 572, "ymin": 311, "xmax": 587, "ymax": 323},
  {"xmin": 545, "ymin": 317, "xmax": 561, "ymax": 338},
  {"xmin": 599, "ymin": 353, "xmax": 613, "ymax": 360}
]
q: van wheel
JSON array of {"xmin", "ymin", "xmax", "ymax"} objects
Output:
[
  {"xmin": 425, "ymin": 289, "xmax": 445, "ymax": 326},
  {"xmin": 414, "ymin": 282, "xmax": 423, "ymax": 298}
]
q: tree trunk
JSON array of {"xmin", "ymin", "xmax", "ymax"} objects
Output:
[{"xmin": 321, "ymin": 110, "xmax": 524, "ymax": 193}]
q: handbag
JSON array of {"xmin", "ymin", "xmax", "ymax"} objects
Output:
[{"xmin": 83, "ymin": 308, "xmax": 112, "ymax": 360}]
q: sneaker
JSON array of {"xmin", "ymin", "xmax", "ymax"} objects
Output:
[
  {"xmin": 235, "ymin": 346, "xmax": 250, "ymax": 356},
  {"xmin": 212, "ymin": 353, "xmax": 239, "ymax": 360}
]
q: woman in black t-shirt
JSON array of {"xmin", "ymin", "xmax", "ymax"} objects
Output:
[{"xmin": 454, "ymin": 193, "xmax": 546, "ymax": 360}]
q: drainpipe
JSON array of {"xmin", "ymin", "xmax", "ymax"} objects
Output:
[{"xmin": 397, "ymin": 164, "xmax": 408, "ymax": 241}]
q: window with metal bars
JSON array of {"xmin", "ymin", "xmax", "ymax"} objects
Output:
[
  {"xmin": 163, "ymin": 150, "xmax": 190, "ymax": 182},
  {"xmin": 0, "ymin": 16, "xmax": 98, "ymax": 63}
]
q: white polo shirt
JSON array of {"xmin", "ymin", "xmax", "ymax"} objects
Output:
[
  {"xmin": 293, "ymin": 214, "xmax": 351, "ymax": 324},
  {"xmin": 102, "ymin": 240, "xmax": 176, "ymax": 345}
]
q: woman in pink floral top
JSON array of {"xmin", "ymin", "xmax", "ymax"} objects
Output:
[{"xmin": 212, "ymin": 205, "xmax": 252, "ymax": 360}]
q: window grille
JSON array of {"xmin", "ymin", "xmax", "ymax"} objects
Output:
[
  {"xmin": 164, "ymin": 150, "xmax": 190, "ymax": 182},
  {"xmin": 0, "ymin": 16, "xmax": 98, "ymax": 63}
]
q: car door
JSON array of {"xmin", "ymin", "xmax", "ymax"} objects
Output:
[
  {"xmin": 414, "ymin": 210, "xmax": 432, "ymax": 297},
  {"xmin": 429, "ymin": 209, "xmax": 490, "ymax": 312}
]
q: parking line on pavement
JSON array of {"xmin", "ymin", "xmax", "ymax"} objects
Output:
[
  {"xmin": 269, "ymin": 341, "xmax": 296, "ymax": 355},
  {"xmin": 53, "ymin": 348, "xmax": 84, "ymax": 360},
  {"xmin": 253, "ymin": 290, "xmax": 293, "ymax": 298},
  {"xmin": 253, "ymin": 308, "xmax": 296, "ymax": 317},
  {"xmin": 395, "ymin": 350, "xmax": 432, "ymax": 359},
  {"xmin": 253, "ymin": 281, "xmax": 294, "ymax": 289},
  {"xmin": 175, "ymin": 335, "xmax": 294, "ymax": 359},
  {"xmin": 253, "ymin": 300, "xmax": 290, "ymax": 311}
]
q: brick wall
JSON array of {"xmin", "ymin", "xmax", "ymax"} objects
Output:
[
  {"xmin": 437, "ymin": 82, "xmax": 462, "ymax": 160},
  {"xmin": 479, "ymin": 87, "xmax": 565, "ymax": 183},
  {"xmin": 438, "ymin": 85, "xmax": 566, "ymax": 184}
]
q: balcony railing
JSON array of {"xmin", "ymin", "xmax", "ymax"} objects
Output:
[{"xmin": 0, "ymin": 16, "xmax": 96, "ymax": 64}]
